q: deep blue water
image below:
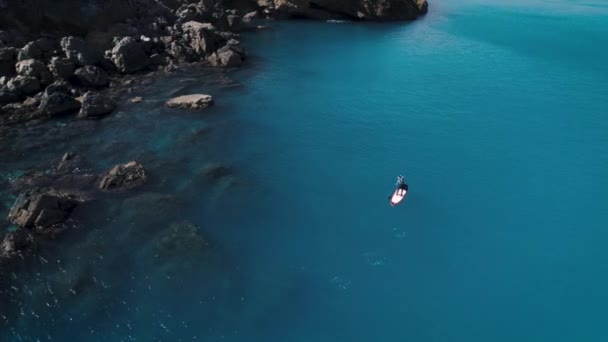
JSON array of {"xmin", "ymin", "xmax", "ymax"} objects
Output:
[{"xmin": 2, "ymin": 0, "xmax": 608, "ymax": 341}]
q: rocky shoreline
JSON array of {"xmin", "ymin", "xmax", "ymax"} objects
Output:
[{"xmin": 0, "ymin": 0, "xmax": 428, "ymax": 292}]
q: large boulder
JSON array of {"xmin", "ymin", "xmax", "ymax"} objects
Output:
[
  {"xmin": 38, "ymin": 93, "xmax": 81, "ymax": 117},
  {"xmin": 74, "ymin": 65, "xmax": 108, "ymax": 87},
  {"xmin": 15, "ymin": 59, "xmax": 53, "ymax": 85},
  {"xmin": 77, "ymin": 91, "xmax": 115, "ymax": 118},
  {"xmin": 8, "ymin": 190, "xmax": 78, "ymax": 228},
  {"xmin": 48, "ymin": 57, "xmax": 76, "ymax": 80},
  {"xmin": 257, "ymin": 0, "xmax": 428, "ymax": 20},
  {"xmin": 60, "ymin": 36, "xmax": 99, "ymax": 66},
  {"xmin": 99, "ymin": 161, "xmax": 147, "ymax": 191},
  {"xmin": 165, "ymin": 94, "xmax": 213, "ymax": 110},
  {"xmin": 181, "ymin": 21, "xmax": 218, "ymax": 56},
  {"xmin": 6, "ymin": 75, "xmax": 40, "ymax": 96},
  {"xmin": 110, "ymin": 37, "xmax": 150, "ymax": 74}
]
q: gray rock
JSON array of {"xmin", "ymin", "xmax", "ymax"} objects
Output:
[
  {"xmin": 99, "ymin": 161, "xmax": 147, "ymax": 191},
  {"xmin": 15, "ymin": 59, "xmax": 53, "ymax": 85},
  {"xmin": 8, "ymin": 190, "xmax": 78, "ymax": 228},
  {"xmin": 78, "ymin": 91, "xmax": 115, "ymax": 118},
  {"xmin": 7, "ymin": 75, "xmax": 40, "ymax": 95},
  {"xmin": 74, "ymin": 65, "xmax": 108, "ymax": 87},
  {"xmin": 166, "ymin": 94, "xmax": 213, "ymax": 110},
  {"xmin": 48, "ymin": 57, "xmax": 76, "ymax": 79},
  {"xmin": 60, "ymin": 36, "xmax": 99, "ymax": 66},
  {"xmin": 167, "ymin": 41, "xmax": 197, "ymax": 62},
  {"xmin": 110, "ymin": 37, "xmax": 150, "ymax": 73}
]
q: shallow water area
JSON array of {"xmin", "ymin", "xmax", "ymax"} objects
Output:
[{"xmin": 2, "ymin": 0, "xmax": 608, "ymax": 340}]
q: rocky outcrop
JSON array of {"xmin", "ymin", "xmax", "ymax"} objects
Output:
[
  {"xmin": 8, "ymin": 190, "xmax": 78, "ymax": 229},
  {"xmin": 110, "ymin": 37, "xmax": 150, "ymax": 73},
  {"xmin": 99, "ymin": 161, "xmax": 147, "ymax": 191},
  {"xmin": 181, "ymin": 21, "xmax": 218, "ymax": 56},
  {"xmin": 77, "ymin": 91, "xmax": 115, "ymax": 118},
  {"xmin": 166, "ymin": 94, "xmax": 214, "ymax": 110},
  {"xmin": 257, "ymin": 0, "xmax": 428, "ymax": 20}
]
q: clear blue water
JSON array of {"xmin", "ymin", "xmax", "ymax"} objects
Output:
[{"xmin": 2, "ymin": 0, "xmax": 608, "ymax": 340}]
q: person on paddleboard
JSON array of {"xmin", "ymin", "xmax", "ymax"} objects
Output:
[{"xmin": 389, "ymin": 175, "xmax": 408, "ymax": 206}]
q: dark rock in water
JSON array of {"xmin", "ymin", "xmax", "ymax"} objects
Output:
[
  {"xmin": 0, "ymin": 90, "xmax": 18, "ymax": 104},
  {"xmin": 77, "ymin": 91, "xmax": 115, "ymax": 118},
  {"xmin": 0, "ymin": 48, "xmax": 17, "ymax": 78},
  {"xmin": 48, "ymin": 57, "xmax": 76, "ymax": 80},
  {"xmin": 99, "ymin": 161, "xmax": 147, "ymax": 191},
  {"xmin": 0, "ymin": 228, "xmax": 34, "ymax": 259},
  {"xmin": 15, "ymin": 59, "xmax": 53, "ymax": 85},
  {"xmin": 181, "ymin": 21, "xmax": 218, "ymax": 56},
  {"xmin": 60, "ymin": 36, "xmax": 99, "ymax": 66},
  {"xmin": 166, "ymin": 94, "xmax": 213, "ymax": 110},
  {"xmin": 7, "ymin": 75, "xmax": 40, "ymax": 95},
  {"xmin": 8, "ymin": 190, "xmax": 78, "ymax": 228},
  {"xmin": 110, "ymin": 37, "xmax": 150, "ymax": 74},
  {"xmin": 38, "ymin": 92, "xmax": 81, "ymax": 117},
  {"xmin": 200, "ymin": 163, "xmax": 233, "ymax": 181},
  {"xmin": 74, "ymin": 65, "xmax": 109, "ymax": 87}
]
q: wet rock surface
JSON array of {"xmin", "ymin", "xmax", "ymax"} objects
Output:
[
  {"xmin": 166, "ymin": 94, "xmax": 214, "ymax": 110},
  {"xmin": 77, "ymin": 91, "xmax": 115, "ymax": 118},
  {"xmin": 99, "ymin": 161, "xmax": 147, "ymax": 191},
  {"xmin": 8, "ymin": 190, "xmax": 78, "ymax": 228}
]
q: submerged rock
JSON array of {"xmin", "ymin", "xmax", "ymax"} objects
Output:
[
  {"xmin": 99, "ymin": 161, "xmax": 147, "ymax": 191},
  {"xmin": 154, "ymin": 221, "xmax": 210, "ymax": 260},
  {"xmin": 200, "ymin": 163, "xmax": 233, "ymax": 181},
  {"xmin": 77, "ymin": 91, "xmax": 115, "ymax": 118},
  {"xmin": 166, "ymin": 94, "xmax": 213, "ymax": 110},
  {"xmin": 8, "ymin": 190, "xmax": 78, "ymax": 228}
]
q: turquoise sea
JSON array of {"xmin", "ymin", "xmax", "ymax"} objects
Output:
[{"xmin": 1, "ymin": 0, "xmax": 608, "ymax": 340}]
